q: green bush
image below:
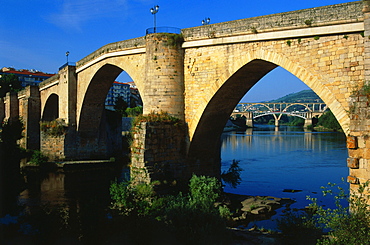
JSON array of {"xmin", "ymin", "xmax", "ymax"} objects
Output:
[
  {"xmin": 40, "ymin": 119, "xmax": 67, "ymax": 137},
  {"xmin": 30, "ymin": 150, "xmax": 48, "ymax": 165},
  {"xmin": 277, "ymin": 182, "xmax": 370, "ymax": 245},
  {"xmin": 109, "ymin": 181, "xmax": 155, "ymax": 216},
  {"xmin": 315, "ymin": 110, "xmax": 341, "ymax": 131},
  {"xmin": 109, "ymin": 175, "xmax": 230, "ymax": 244},
  {"xmin": 125, "ymin": 106, "xmax": 143, "ymax": 117},
  {"xmin": 311, "ymin": 182, "xmax": 370, "ymax": 245},
  {"xmin": 188, "ymin": 175, "xmax": 221, "ymax": 211}
]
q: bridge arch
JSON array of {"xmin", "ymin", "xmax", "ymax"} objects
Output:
[
  {"xmin": 186, "ymin": 46, "xmax": 351, "ymax": 173},
  {"xmin": 187, "ymin": 48, "xmax": 350, "ymax": 141},
  {"xmin": 42, "ymin": 93, "xmax": 59, "ymax": 121},
  {"xmin": 76, "ymin": 53, "xmax": 146, "ymax": 133},
  {"xmin": 78, "ymin": 64, "xmax": 123, "ymax": 137}
]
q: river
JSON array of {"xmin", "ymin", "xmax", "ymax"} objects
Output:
[
  {"xmin": 0, "ymin": 125, "xmax": 348, "ymax": 241},
  {"xmin": 221, "ymin": 125, "xmax": 348, "ymax": 229}
]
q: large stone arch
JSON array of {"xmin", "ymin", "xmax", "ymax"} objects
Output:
[
  {"xmin": 187, "ymin": 48, "xmax": 351, "ymax": 142},
  {"xmin": 187, "ymin": 59, "xmax": 278, "ymax": 175},
  {"xmin": 186, "ymin": 44, "xmax": 354, "ymax": 175}
]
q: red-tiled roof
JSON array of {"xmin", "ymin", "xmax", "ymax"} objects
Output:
[{"xmin": 2, "ymin": 70, "xmax": 55, "ymax": 77}]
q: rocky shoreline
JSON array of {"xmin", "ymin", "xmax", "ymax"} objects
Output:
[
  {"xmin": 220, "ymin": 193, "xmax": 295, "ymax": 226},
  {"xmin": 219, "ymin": 193, "xmax": 296, "ymax": 244}
]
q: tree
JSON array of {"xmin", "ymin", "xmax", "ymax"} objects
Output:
[
  {"xmin": 114, "ymin": 96, "xmax": 128, "ymax": 117},
  {"xmin": 0, "ymin": 74, "xmax": 22, "ymax": 97},
  {"xmin": 316, "ymin": 110, "xmax": 342, "ymax": 131}
]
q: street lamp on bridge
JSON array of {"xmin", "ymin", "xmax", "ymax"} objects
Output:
[
  {"xmin": 66, "ymin": 51, "xmax": 70, "ymax": 63},
  {"xmin": 202, "ymin": 17, "xmax": 210, "ymax": 25},
  {"xmin": 150, "ymin": 5, "xmax": 159, "ymax": 33}
]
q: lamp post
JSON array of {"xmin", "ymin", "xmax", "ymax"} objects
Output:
[
  {"xmin": 150, "ymin": 5, "xmax": 159, "ymax": 33},
  {"xmin": 202, "ymin": 17, "xmax": 210, "ymax": 25},
  {"xmin": 66, "ymin": 51, "xmax": 70, "ymax": 64}
]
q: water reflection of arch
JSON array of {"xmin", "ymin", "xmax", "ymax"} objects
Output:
[{"xmin": 42, "ymin": 93, "xmax": 59, "ymax": 121}]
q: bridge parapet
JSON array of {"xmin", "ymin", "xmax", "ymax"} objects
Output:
[
  {"xmin": 182, "ymin": 1, "xmax": 363, "ymax": 41},
  {"xmin": 38, "ymin": 74, "xmax": 60, "ymax": 90},
  {"xmin": 76, "ymin": 36, "xmax": 146, "ymax": 70}
]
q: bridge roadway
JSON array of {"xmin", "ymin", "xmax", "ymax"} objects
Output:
[{"xmin": 230, "ymin": 102, "xmax": 327, "ymax": 127}]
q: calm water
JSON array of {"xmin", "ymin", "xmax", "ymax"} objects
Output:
[
  {"xmin": 1, "ymin": 125, "xmax": 349, "ymax": 240},
  {"xmin": 221, "ymin": 125, "xmax": 348, "ymax": 228}
]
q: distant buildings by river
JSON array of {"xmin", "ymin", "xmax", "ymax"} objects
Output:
[{"xmin": 0, "ymin": 67, "xmax": 142, "ymax": 110}]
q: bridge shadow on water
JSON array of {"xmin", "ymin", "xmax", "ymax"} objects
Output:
[{"xmin": 0, "ymin": 159, "xmax": 132, "ymax": 244}]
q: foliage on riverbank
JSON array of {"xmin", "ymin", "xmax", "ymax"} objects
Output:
[
  {"xmin": 109, "ymin": 175, "xmax": 231, "ymax": 244},
  {"xmin": 314, "ymin": 110, "xmax": 342, "ymax": 132},
  {"xmin": 277, "ymin": 181, "xmax": 370, "ymax": 245}
]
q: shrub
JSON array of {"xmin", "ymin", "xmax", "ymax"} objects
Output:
[
  {"xmin": 278, "ymin": 181, "xmax": 370, "ymax": 245},
  {"xmin": 125, "ymin": 106, "xmax": 143, "ymax": 117},
  {"xmin": 109, "ymin": 181, "xmax": 155, "ymax": 216},
  {"xmin": 109, "ymin": 175, "xmax": 230, "ymax": 244},
  {"xmin": 30, "ymin": 150, "xmax": 48, "ymax": 165},
  {"xmin": 188, "ymin": 175, "xmax": 221, "ymax": 211},
  {"xmin": 311, "ymin": 182, "xmax": 370, "ymax": 245},
  {"xmin": 316, "ymin": 110, "xmax": 341, "ymax": 131},
  {"xmin": 132, "ymin": 111, "xmax": 182, "ymax": 126},
  {"xmin": 40, "ymin": 119, "xmax": 67, "ymax": 137}
]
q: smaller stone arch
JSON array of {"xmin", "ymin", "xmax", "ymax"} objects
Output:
[
  {"xmin": 42, "ymin": 93, "xmax": 59, "ymax": 121},
  {"xmin": 78, "ymin": 64, "xmax": 123, "ymax": 137}
]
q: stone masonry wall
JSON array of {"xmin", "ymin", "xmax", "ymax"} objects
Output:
[
  {"xmin": 346, "ymin": 1, "xmax": 370, "ymax": 196},
  {"xmin": 182, "ymin": 1, "xmax": 363, "ymax": 41},
  {"xmin": 41, "ymin": 132, "xmax": 66, "ymax": 161},
  {"xmin": 131, "ymin": 122, "xmax": 187, "ymax": 184},
  {"xmin": 184, "ymin": 32, "xmax": 365, "ymax": 139}
]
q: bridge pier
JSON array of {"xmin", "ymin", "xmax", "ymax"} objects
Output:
[
  {"xmin": 4, "ymin": 92, "xmax": 19, "ymax": 123},
  {"xmin": 130, "ymin": 33, "xmax": 189, "ymax": 184},
  {"xmin": 245, "ymin": 111, "xmax": 254, "ymax": 128},
  {"xmin": 346, "ymin": 1, "xmax": 370, "ymax": 195},
  {"xmin": 18, "ymin": 86, "xmax": 41, "ymax": 150},
  {"xmin": 130, "ymin": 121, "xmax": 187, "ymax": 184},
  {"xmin": 304, "ymin": 112, "xmax": 313, "ymax": 128},
  {"xmin": 142, "ymin": 33, "xmax": 185, "ymax": 120}
]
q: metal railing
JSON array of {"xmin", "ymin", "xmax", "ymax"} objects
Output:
[
  {"xmin": 146, "ymin": 26, "xmax": 181, "ymax": 35},
  {"xmin": 59, "ymin": 62, "xmax": 76, "ymax": 71}
]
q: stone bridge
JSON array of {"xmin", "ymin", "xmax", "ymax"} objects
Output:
[{"xmin": 2, "ymin": 1, "xmax": 370, "ymax": 191}]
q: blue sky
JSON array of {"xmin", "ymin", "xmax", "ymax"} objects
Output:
[{"xmin": 1, "ymin": 0, "xmax": 352, "ymax": 102}]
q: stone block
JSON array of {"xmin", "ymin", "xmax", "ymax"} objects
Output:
[
  {"xmin": 347, "ymin": 175, "xmax": 359, "ymax": 184},
  {"xmin": 347, "ymin": 157, "xmax": 360, "ymax": 169},
  {"xmin": 347, "ymin": 136, "xmax": 358, "ymax": 149}
]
